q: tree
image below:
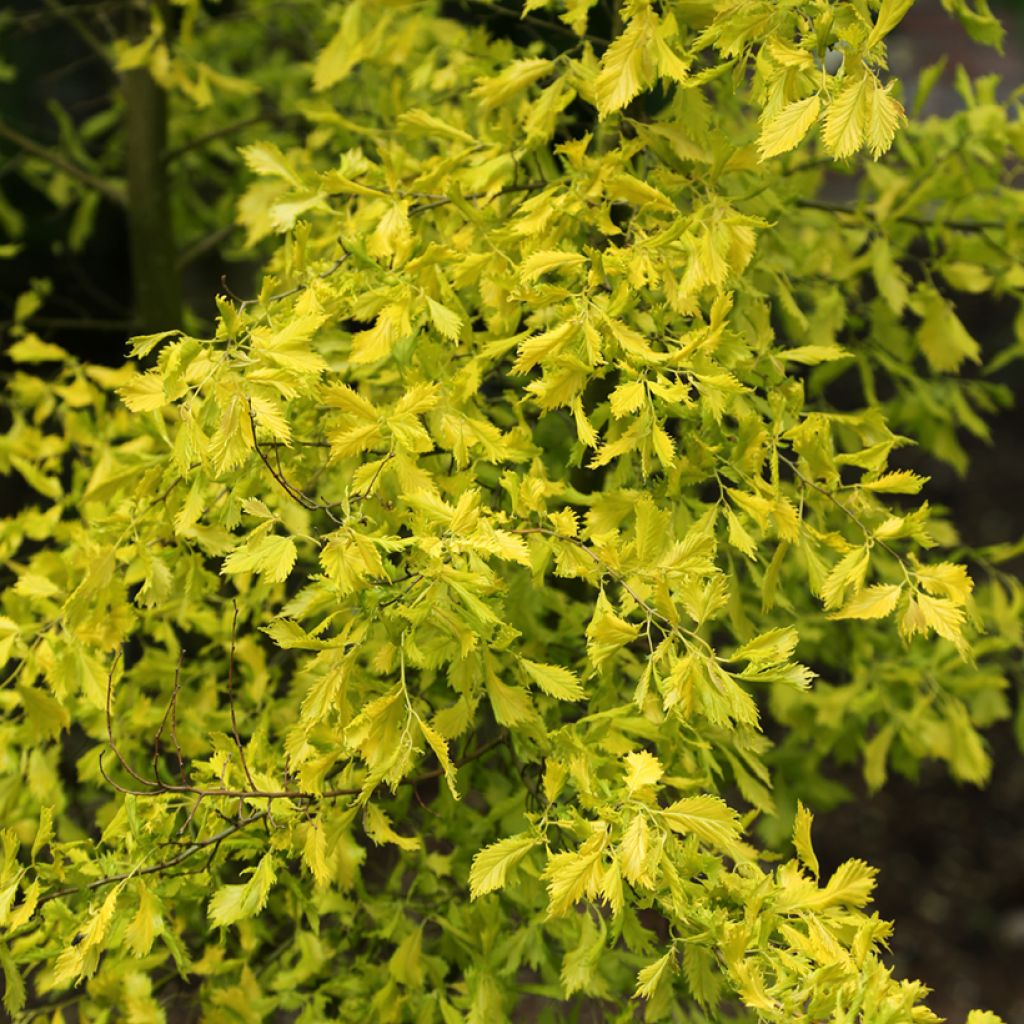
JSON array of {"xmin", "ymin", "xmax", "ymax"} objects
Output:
[
  {"xmin": 1, "ymin": 0, "xmax": 1022, "ymax": 1020},
  {"xmin": 0, "ymin": 0, "xmax": 320, "ymax": 333}
]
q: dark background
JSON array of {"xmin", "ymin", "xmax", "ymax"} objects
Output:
[{"xmin": 2, "ymin": 1, "xmax": 1023, "ymax": 1018}]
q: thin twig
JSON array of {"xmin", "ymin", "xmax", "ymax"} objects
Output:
[
  {"xmin": 226, "ymin": 603, "xmax": 258, "ymax": 792},
  {"xmin": 102, "ymin": 659, "xmax": 506, "ymax": 803},
  {"xmin": 38, "ymin": 812, "xmax": 267, "ymax": 906},
  {"xmin": 247, "ymin": 400, "xmax": 344, "ymax": 523},
  {"xmin": 152, "ymin": 651, "xmax": 185, "ymax": 786},
  {"xmin": 778, "ymin": 454, "xmax": 907, "ymax": 565}
]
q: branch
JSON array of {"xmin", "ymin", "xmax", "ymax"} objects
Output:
[
  {"xmin": 176, "ymin": 224, "xmax": 236, "ymax": 270},
  {"xmin": 0, "ymin": 121, "xmax": 125, "ymax": 205},
  {"xmin": 458, "ymin": 0, "xmax": 609, "ymax": 46},
  {"xmin": 226, "ymin": 603, "xmax": 258, "ymax": 792},
  {"xmin": 102, "ymin": 650, "xmax": 507, "ymax": 803},
  {"xmin": 38, "ymin": 811, "xmax": 267, "ymax": 906},
  {"xmin": 408, "ymin": 180, "xmax": 549, "ymax": 216},
  {"xmin": 39, "ymin": 0, "xmax": 113, "ymax": 64},
  {"xmin": 162, "ymin": 114, "xmax": 265, "ymax": 164},
  {"xmin": 795, "ymin": 196, "xmax": 1007, "ymax": 232}
]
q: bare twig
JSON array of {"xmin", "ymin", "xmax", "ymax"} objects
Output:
[{"xmin": 226, "ymin": 603, "xmax": 258, "ymax": 792}]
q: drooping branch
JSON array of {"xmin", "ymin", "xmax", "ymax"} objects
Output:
[{"xmin": 103, "ymin": 649, "xmax": 508, "ymax": 804}]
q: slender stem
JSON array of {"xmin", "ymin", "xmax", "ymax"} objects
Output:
[
  {"xmin": 778, "ymin": 454, "xmax": 907, "ymax": 567},
  {"xmin": 226, "ymin": 603, "xmax": 258, "ymax": 792}
]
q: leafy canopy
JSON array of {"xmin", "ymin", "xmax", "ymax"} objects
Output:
[{"xmin": 1, "ymin": 0, "xmax": 1023, "ymax": 1021}]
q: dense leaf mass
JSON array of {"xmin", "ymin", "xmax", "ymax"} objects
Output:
[{"xmin": 1, "ymin": 1, "xmax": 1023, "ymax": 1021}]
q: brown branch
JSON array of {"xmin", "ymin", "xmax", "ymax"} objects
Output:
[
  {"xmin": 0, "ymin": 120, "xmax": 125, "ymax": 205},
  {"xmin": 408, "ymin": 180, "xmax": 549, "ymax": 216}
]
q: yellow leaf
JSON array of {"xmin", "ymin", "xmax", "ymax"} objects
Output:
[
  {"xmin": 866, "ymin": 79, "xmax": 905, "ymax": 158},
  {"xmin": 125, "ymin": 886, "xmax": 163, "ymax": 957},
  {"xmin": 512, "ymin": 320, "xmax": 578, "ymax": 375},
  {"xmin": 586, "ymin": 592, "xmax": 640, "ymax": 667},
  {"xmin": 917, "ymin": 289, "xmax": 981, "ymax": 373},
  {"xmin": 917, "ymin": 592, "xmax": 968, "ymax": 652},
  {"xmin": 364, "ymin": 804, "xmax": 422, "ymax": 851},
  {"xmin": 418, "ymin": 717, "xmax": 460, "ymax": 799},
  {"xmin": 634, "ymin": 950, "xmax": 674, "ymax": 1000},
  {"xmin": 862, "ymin": 470, "xmax": 928, "ymax": 494},
  {"xmin": 595, "ymin": 11, "xmax": 656, "ymax": 117},
  {"xmin": 661, "ymin": 795, "xmax": 743, "ymax": 851},
  {"xmin": 828, "ymin": 583, "xmax": 902, "ymax": 620},
  {"xmin": 222, "ymin": 533, "xmax": 297, "ymax": 584},
  {"xmin": 239, "ymin": 142, "xmax": 303, "ymax": 187},
  {"xmin": 758, "ymin": 95, "xmax": 821, "ymax": 160},
  {"xmin": 609, "ymin": 379, "xmax": 647, "ymax": 419},
  {"xmin": 521, "ymin": 658, "xmax": 586, "ymax": 701},
  {"xmin": 623, "ymin": 750, "xmax": 663, "ymax": 794},
  {"xmin": 118, "ymin": 371, "xmax": 166, "ymax": 412},
  {"xmin": 486, "ymin": 671, "xmax": 535, "ymax": 726},
  {"xmin": 519, "ymin": 250, "xmax": 587, "ymax": 283},
  {"xmin": 469, "ymin": 833, "xmax": 539, "ymax": 898},
  {"xmin": 472, "ymin": 58, "xmax": 553, "ymax": 109},
  {"xmin": 793, "ymin": 801, "xmax": 819, "ymax": 878},
  {"xmin": 208, "ymin": 854, "xmax": 276, "ymax": 927},
  {"xmin": 821, "ymin": 546, "xmax": 871, "ymax": 610},
  {"xmin": 733, "ymin": 626, "xmax": 799, "ymax": 666},
  {"xmin": 914, "ymin": 562, "xmax": 973, "ymax": 605},
  {"xmin": 618, "ymin": 814, "xmax": 651, "ymax": 887},
  {"xmin": 778, "ymin": 344, "xmax": 850, "ymax": 365},
  {"xmin": 303, "ymin": 819, "xmax": 332, "ymax": 887},
  {"xmin": 823, "ymin": 75, "xmax": 871, "ymax": 159},
  {"xmin": 542, "ymin": 829, "xmax": 607, "ymax": 917},
  {"xmin": 866, "ymin": 0, "xmax": 915, "ymax": 48},
  {"xmin": 426, "ymin": 297, "xmax": 463, "ymax": 341}
]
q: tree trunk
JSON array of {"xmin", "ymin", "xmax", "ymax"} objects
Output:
[{"xmin": 122, "ymin": 64, "xmax": 181, "ymax": 332}]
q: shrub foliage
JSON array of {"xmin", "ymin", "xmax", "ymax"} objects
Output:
[{"xmin": 1, "ymin": 1, "xmax": 1023, "ymax": 1021}]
